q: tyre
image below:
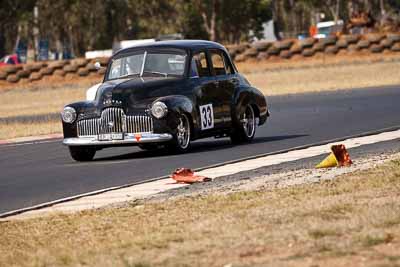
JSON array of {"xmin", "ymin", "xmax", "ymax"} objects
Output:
[
  {"xmin": 299, "ymin": 38, "xmax": 316, "ymax": 48},
  {"xmin": 267, "ymin": 45, "xmax": 280, "ymax": 55},
  {"xmin": 243, "ymin": 47, "xmax": 259, "ymax": 57},
  {"xmin": 325, "ymin": 45, "xmax": 339, "ymax": 54},
  {"xmin": 167, "ymin": 113, "xmax": 191, "ymax": 153},
  {"xmin": 366, "ymin": 33, "xmax": 384, "ymax": 44},
  {"xmin": 6, "ymin": 74, "xmax": 19, "ymax": 83},
  {"xmin": 356, "ymin": 40, "xmax": 370, "ymax": 49},
  {"xmin": 274, "ymin": 40, "xmax": 294, "ymax": 50},
  {"xmin": 252, "ymin": 41, "xmax": 271, "ymax": 52},
  {"xmin": 321, "ymin": 36, "xmax": 337, "ymax": 46},
  {"xmin": 302, "ymin": 48, "xmax": 315, "ymax": 57},
  {"xmin": 230, "ymin": 104, "xmax": 256, "ymax": 144},
  {"xmin": 289, "ymin": 44, "xmax": 303, "ymax": 54},
  {"xmin": 29, "ymin": 72, "xmax": 43, "ymax": 82},
  {"xmin": 69, "ymin": 146, "xmax": 96, "ymax": 161},
  {"xmin": 280, "ymin": 50, "xmax": 292, "ymax": 59}
]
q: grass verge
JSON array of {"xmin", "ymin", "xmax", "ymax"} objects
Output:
[
  {"xmin": 245, "ymin": 60, "xmax": 400, "ymax": 95},
  {"xmin": 1, "ymin": 160, "xmax": 400, "ymax": 267},
  {"xmin": 0, "ymin": 120, "xmax": 61, "ymax": 140},
  {"xmin": 0, "ymin": 83, "xmax": 88, "ymax": 139}
]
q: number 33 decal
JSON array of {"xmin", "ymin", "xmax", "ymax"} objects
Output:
[{"xmin": 200, "ymin": 104, "xmax": 214, "ymax": 130}]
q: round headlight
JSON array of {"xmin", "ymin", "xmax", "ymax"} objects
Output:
[
  {"xmin": 151, "ymin": 101, "xmax": 168, "ymax": 119},
  {"xmin": 61, "ymin": 107, "xmax": 77, "ymax": 123}
]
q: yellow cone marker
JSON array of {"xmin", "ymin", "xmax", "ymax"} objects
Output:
[
  {"xmin": 316, "ymin": 153, "xmax": 339, "ymax": 168},
  {"xmin": 316, "ymin": 144, "xmax": 353, "ymax": 169}
]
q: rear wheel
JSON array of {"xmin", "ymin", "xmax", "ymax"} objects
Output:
[
  {"xmin": 230, "ymin": 104, "xmax": 256, "ymax": 144},
  {"xmin": 167, "ymin": 113, "xmax": 191, "ymax": 153},
  {"xmin": 68, "ymin": 146, "xmax": 96, "ymax": 161}
]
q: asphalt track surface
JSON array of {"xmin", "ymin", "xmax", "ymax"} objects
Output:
[{"xmin": 1, "ymin": 86, "xmax": 400, "ymax": 214}]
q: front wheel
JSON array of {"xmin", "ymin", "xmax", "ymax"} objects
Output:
[
  {"xmin": 68, "ymin": 146, "xmax": 96, "ymax": 162},
  {"xmin": 230, "ymin": 104, "xmax": 256, "ymax": 144},
  {"xmin": 167, "ymin": 113, "xmax": 191, "ymax": 153}
]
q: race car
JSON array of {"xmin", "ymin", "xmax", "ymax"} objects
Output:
[
  {"xmin": 61, "ymin": 40, "xmax": 269, "ymax": 161},
  {"xmin": 0, "ymin": 54, "xmax": 20, "ymax": 66}
]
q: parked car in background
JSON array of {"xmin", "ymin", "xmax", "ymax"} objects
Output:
[
  {"xmin": 0, "ymin": 54, "xmax": 20, "ymax": 66},
  {"xmin": 61, "ymin": 40, "xmax": 269, "ymax": 161},
  {"xmin": 312, "ymin": 20, "xmax": 344, "ymax": 39}
]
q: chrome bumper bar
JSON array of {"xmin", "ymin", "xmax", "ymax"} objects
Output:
[{"xmin": 63, "ymin": 133, "xmax": 173, "ymax": 146}]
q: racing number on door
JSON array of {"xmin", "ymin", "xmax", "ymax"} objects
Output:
[{"xmin": 200, "ymin": 104, "xmax": 214, "ymax": 130}]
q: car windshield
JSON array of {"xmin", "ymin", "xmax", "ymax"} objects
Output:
[{"xmin": 107, "ymin": 49, "xmax": 187, "ymax": 80}]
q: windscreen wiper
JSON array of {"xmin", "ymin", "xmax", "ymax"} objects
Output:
[{"xmin": 142, "ymin": 70, "xmax": 168, "ymax": 77}]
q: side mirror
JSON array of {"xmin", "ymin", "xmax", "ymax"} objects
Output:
[{"xmin": 94, "ymin": 62, "xmax": 101, "ymax": 70}]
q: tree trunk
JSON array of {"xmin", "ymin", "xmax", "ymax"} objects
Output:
[
  {"xmin": 364, "ymin": 0, "xmax": 371, "ymax": 11},
  {"xmin": 209, "ymin": 0, "xmax": 217, "ymax": 41},
  {"xmin": 335, "ymin": 0, "xmax": 340, "ymax": 21},
  {"xmin": 0, "ymin": 24, "xmax": 5, "ymax": 58},
  {"xmin": 380, "ymin": 0, "xmax": 386, "ymax": 16},
  {"xmin": 200, "ymin": 0, "xmax": 218, "ymax": 41}
]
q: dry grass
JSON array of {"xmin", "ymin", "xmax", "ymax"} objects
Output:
[
  {"xmin": 0, "ymin": 86, "xmax": 84, "ymax": 139},
  {"xmin": 245, "ymin": 60, "xmax": 400, "ymax": 95},
  {"xmin": 1, "ymin": 160, "xmax": 400, "ymax": 267},
  {"xmin": 0, "ymin": 79, "xmax": 92, "ymax": 139},
  {"xmin": 0, "ymin": 121, "xmax": 61, "ymax": 140},
  {"xmin": 0, "ymin": 86, "xmax": 87, "ymax": 118}
]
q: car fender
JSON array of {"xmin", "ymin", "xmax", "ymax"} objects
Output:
[
  {"xmin": 86, "ymin": 83, "xmax": 102, "ymax": 101},
  {"xmin": 62, "ymin": 101, "xmax": 98, "ymax": 138},
  {"xmin": 232, "ymin": 86, "xmax": 268, "ymax": 126},
  {"xmin": 152, "ymin": 95, "xmax": 196, "ymax": 131},
  {"xmin": 154, "ymin": 95, "xmax": 194, "ymax": 115}
]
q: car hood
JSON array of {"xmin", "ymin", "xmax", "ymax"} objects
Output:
[{"xmin": 96, "ymin": 76, "xmax": 185, "ymax": 110}]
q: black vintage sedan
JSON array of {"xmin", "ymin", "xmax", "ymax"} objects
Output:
[{"xmin": 61, "ymin": 40, "xmax": 269, "ymax": 161}]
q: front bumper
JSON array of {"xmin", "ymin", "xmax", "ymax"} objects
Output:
[{"xmin": 63, "ymin": 133, "xmax": 173, "ymax": 146}]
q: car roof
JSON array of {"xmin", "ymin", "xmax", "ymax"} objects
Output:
[{"xmin": 114, "ymin": 40, "xmax": 227, "ymax": 57}]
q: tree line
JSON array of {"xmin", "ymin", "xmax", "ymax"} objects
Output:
[{"xmin": 0, "ymin": 0, "xmax": 399, "ymax": 58}]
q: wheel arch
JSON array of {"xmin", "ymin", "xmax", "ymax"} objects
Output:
[
  {"xmin": 153, "ymin": 95, "xmax": 197, "ymax": 139},
  {"xmin": 233, "ymin": 86, "xmax": 268, "ymax": 126},
  {"xmin": 232, "ymin": 88, "xmax": 259, "ymax": 124}
]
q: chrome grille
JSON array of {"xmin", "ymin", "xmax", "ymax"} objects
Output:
[
  {"xmin": 77, "ymin": 108, "xmax": 153, "ymax": 137},
  {"xmin": 126, "ymin": 115, "xmax": 153, "ymax": 134}
]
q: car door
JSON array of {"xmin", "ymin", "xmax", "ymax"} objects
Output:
[
  {"xmin": 209, "ymin": 49, "xmax": 236, "ymax": 128},
  {"xmin": 190, "ymin": 51, "xmax": 224, "ymax": 133}
]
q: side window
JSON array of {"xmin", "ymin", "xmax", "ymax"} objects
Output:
[
  {"xmin": 191, "ymin": 52, "xmax": 210, "ymax": 77},
  {"xmin": 210, "ymin": 52, "xmax": 226, "ymax": 76},
  {"xmin": 222, "ymin": 53, "xmax": 235, "ymax": 75}
]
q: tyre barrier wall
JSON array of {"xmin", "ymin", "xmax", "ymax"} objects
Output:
[
  {"xmin": 0, "ymin": 57, "xmax": 109, "ymax": 84},
  {"xmin": 1, "ymin": 32, "xmax": 400, "ymax": 84},
  {"xmin": 227, "ymin": 32, "xmax": 400, "ymax": 63}
]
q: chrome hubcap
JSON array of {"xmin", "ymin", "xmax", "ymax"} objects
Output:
[
  {"xmin": 177, "ymin": 114, "xmax": 190, "ymax": 149},
  {"xmin": 240, "ymin": 105, "xmax": 255, "ymax": 138}
]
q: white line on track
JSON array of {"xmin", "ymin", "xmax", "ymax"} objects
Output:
[
  {"xmin": 197, "ymin": 129, "xmax": 400, "ymax": 178},
  {"xmin": 0, "ymin": 139, "xmax": 61, "ymax": 148}
]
